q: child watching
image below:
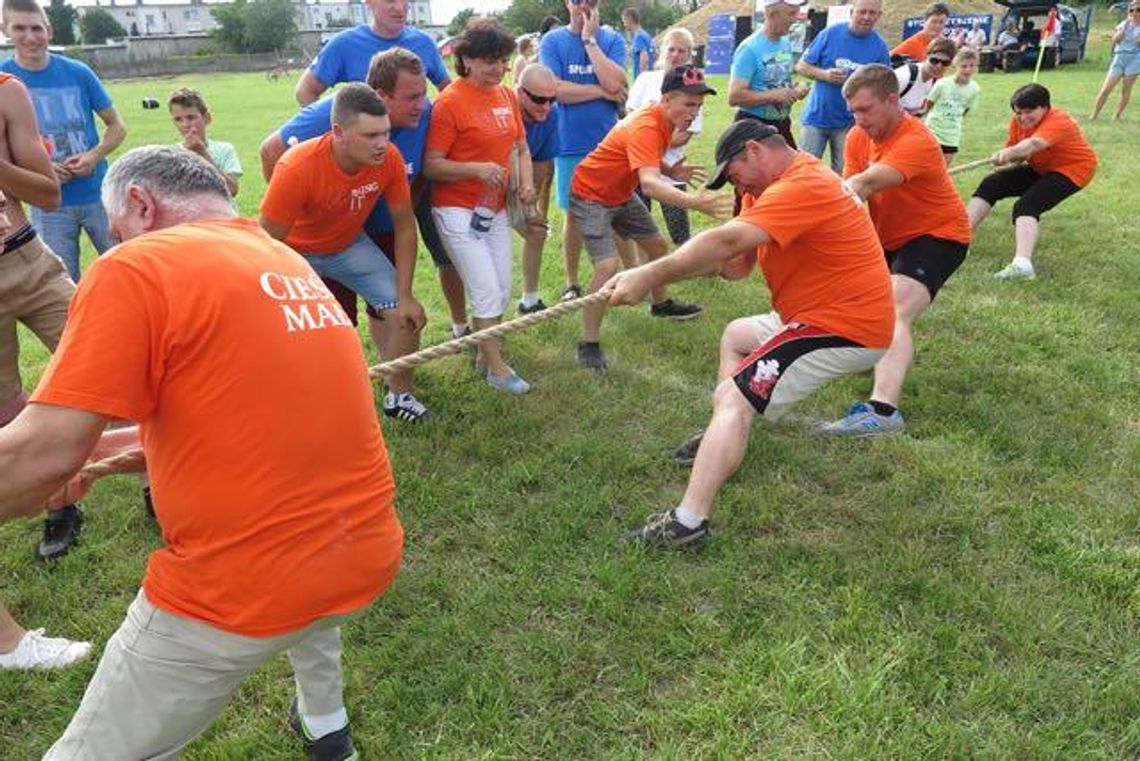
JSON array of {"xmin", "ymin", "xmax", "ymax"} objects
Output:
[
  {"xmin": 168, "ymin": 88, "xmax": 242, "ymax": 196},
  {"xmin": 923, "ymin": 47, "xmax": 981, "ymax": 165}
]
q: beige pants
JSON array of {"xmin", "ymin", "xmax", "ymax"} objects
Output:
[
  {"xmin": 0, "ymin": 234, "xmax": 74, "ymax": 423},
  {"xmin": 44, "ymin": 590, "xmax": 361, "ymax": 760}
]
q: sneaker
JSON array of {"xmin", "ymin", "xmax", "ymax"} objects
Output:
[
  {"xmin": 672, "ymin": 431, "xmax": 705, "ymax": 466},
  {"xmin": 518, "ymin": 299, "xmax": 548, "ymax": 315},
  {"xmin": 0, "ymin": 629, "xmax": 92, "ymax": 671},
  {"xmin": 289, "ymin": 698, "xmax": 359, "ymax": 761},
  {"xmin": 650, "ymin": 299, "xmax": 704, "ymax": 321},
  {"xmin": 559, "ymin": 284, "xmax": 583, "ymax": 302},
  {"xmin": 620, "ymin": 509, "xmax": 710, "ymax": 550},
  {"xmin": 486, "ymin": 369, "xmax": 531, "ymax": 395},
  {"xmin": 383, "ymin": 391, "xmax": 430, "ymax": 422},
  {"xmin": 36, "ymin": 504, "xmax": 83, "ymax": 562},
  {"xmin": 993, "ymin": 261, "xmax": 1036, "ymax": 281},
  {"xmin": 577, "ymin": 341, "xmax": 607, "ymax": 371},
  {"xmin": 821, "ymin": 401, "xmax": 905, "ymax": 437}
]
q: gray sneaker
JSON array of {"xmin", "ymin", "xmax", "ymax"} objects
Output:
[
  {"xmin": 821, "ymin": 401, "xmax": 904, "ymax": 437},
  {"xmin": 620, "ymin": 509, "xmax": 710, "ymax": 550},
  {"xmin": 993, "ymin": 261, "xmax": 1036, "ymax": 280}
]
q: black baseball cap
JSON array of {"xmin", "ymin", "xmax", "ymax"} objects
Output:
[
  {"xmin": 706, "ymin": 120, "xmax": 779, "ymax": 190},
  {"xmin": 661, "ymin": 65, "xmax": 717, "ymax": 96}
]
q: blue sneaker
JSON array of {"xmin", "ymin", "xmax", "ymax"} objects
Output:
[
  {"xmin": 487, "ymin": 369, "xmax": 531, "ymax": 395},
  {"xmin": 822, "ymin": 401, "xmax": 904, "ymax": 437}
]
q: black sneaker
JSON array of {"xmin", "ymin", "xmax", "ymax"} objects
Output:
[
  {"xmin": 672, "ymin": 431, "xmax": 705, "ymax": 466},
  {"xmin": 620, "ymin": 509, "xmax": 710, "ymax": 550},
  {"xmin": 650, "ymin": 299, "xmax": 703, "ymax": 321},
  {"xmin": 560, "ymin": 284, "xmax": 583, "ymax": 302},
  {"xmin": 289, "ymin": 698, "xmax": 359, "ymax": 761},
  {"xmin": 143, "ymin": 487, "xmax": 156, "ymax": 519},
  {"xmin": 577, "ymin": 341, "xmax": 607, "ymax": 371},
  {"xmin": 383, "ymin": 391, "xmax": 429, "ymax": 422},
  {"xmin": 36, "ymin": 504, "xmax": 83, "ymax": 562},
  {"xmin": 518, "ymin": 299, "xmax": 548, "ymax": 314}
]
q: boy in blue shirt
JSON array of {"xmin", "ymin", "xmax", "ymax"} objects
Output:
[
  {"xmin": 623, "ymin": 7, "xmax": 655, "ymax": 78},
  {"xmin": 794, "ymin": 0, "xmax": 889, "ymax": 173},
  {"xmin": 1, "ymin": 0, "xmax": 126, "ymax": 283}
]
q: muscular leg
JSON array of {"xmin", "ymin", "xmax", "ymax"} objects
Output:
[
  {"xmin": 869, "ymin": 275, "xmax": 932, "ymax": 408},
  {"xmin": 678, "ymin": 379, "xmax": 757, "ymax": 519},
  {"xmin": 1090, "ymin": 71, "xmax": 1122, "ymax": 120},
  {"xmin": 966, "ymin": 197, "xmax": 992, "ymax": 230},
  {"xmin": 718, "ymin": 317, "xmax": 764, "ymax": 381}
]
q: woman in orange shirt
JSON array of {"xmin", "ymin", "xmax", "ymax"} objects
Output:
[
  {"xmin": 426, "ymin": 20, "xmax": 536, "ymax": 394},
  {"xmin": 967, "ymin": 83, "xmax": 1097, "ymax": 280}
]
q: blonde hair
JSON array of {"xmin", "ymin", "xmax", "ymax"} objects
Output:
[
  {"xmin": 656, "ymin": 27, "xmax": 695, "ymax": 70},
  {"xmin": 954, "ymin": 46, "xmax": 979, "ymax": 65}
]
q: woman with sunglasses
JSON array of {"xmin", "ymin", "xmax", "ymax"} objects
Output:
[
  {"xmin": 1089, "ymin": 2, "xmax": 1140, "ymax": 121},
  {"xmin": 893, "ymin": 37, "xmax": 956, "ymax": 116},
  {"xmin": 426, "ymin": 19, "xmax": 536, "ymax": 394}
]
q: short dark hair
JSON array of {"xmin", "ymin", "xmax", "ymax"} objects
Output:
[
  {"xmin": 927, "ymin": 37, "xmax": 956, "ymax": 60},
  {"xmin": 925, "ymin": 2, "xmax": 950, "ymax": 18},
  {"xmin": 622, "ymin": 7, "xmax": 639, "ymax": 23},
  {"xmin": 539, "ymin": 15, "xmax": 560, "ymax": 35},
  {"xmin": 366, "ymin": 47, "xmax": 423, "ymax": 94},
  {"xmin": 1010, "ymin": 83, "xmax": 1050, "ymax": 111},
  {"xmin": 454, "ymin": 18, "xmax": 516, "ymax": 78},
  {"xmin": 331, "ymin": 82, "xmax": 388, "ymax": 127},
  {"xmin": 168, "ymin": 87, "xmax": 209, "ymax": 116}
]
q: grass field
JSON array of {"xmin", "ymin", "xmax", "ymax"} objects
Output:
[{"xmin": 4, "ymin": 17, "xmax": 1140, "ymax": 759}]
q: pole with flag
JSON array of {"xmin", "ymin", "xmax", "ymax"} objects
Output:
[{"xmin": 1033, "ymin": 5, "xmax": 1059, "ymax": 81}]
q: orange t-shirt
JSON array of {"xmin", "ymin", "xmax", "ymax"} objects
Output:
[
  {"xmin": 570, "ymin": 103, "xmax": 673, "ymax": 207},
  {"xmin": 31, "ymin": 218, "xmax": 403, "ymax": 637},
  {"xmin": 844, "ymin": 114, "xmax": 971, "ymax": 251},
  {"xmin": 739, "ymin": 153, "xmax": 894, "ymax": 349},
  {"xmin": 891, "ymin": 33, "xmax": 931, "ymax": 60},
  {"xmin": 1007, "ymin": 107, "xmax": 1097, "ymax": 188},
  {"xmin": 426, "ymin": 77, "xmax": 524, "ymax": 210},
  {"xmin": 260, "ymin": 133, "xmax": 410, "ymax": 254}
]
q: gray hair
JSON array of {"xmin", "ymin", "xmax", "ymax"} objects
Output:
[
  {"xmin": 102, "ymin": 145, "xmax": 232, "ymax": 220},
  {"xmin": 518, "ymin": 62, "xmax": 555, "ymax": 89}
]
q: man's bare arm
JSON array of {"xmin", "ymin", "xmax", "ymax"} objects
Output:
[{"xmin": 0, "ymin": 79, "xmax": 60, "ymax": 210}]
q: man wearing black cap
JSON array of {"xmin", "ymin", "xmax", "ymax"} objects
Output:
[
  {"xmin": 568, "ymin": 64, "xmax": 731, "ymax": 371},
  {"xmin": 606, "ymin": 119, "xmax": 895, "ymax": 549}
]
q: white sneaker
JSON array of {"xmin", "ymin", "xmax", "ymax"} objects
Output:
[
  {"xmin": 0, "ymin": 629, "xmax": 92, "ymax": 670},
  {"xmin": 993, "ymin": 261, "xmax": 1036, "ymax": 281}
]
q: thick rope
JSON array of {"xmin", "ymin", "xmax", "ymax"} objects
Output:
[
  {"xmin": 369, "ymin": 287, "xmax": 612, "ymax": 377},
  {"xmin": 79, "ymin": 448, "xmax": 147, "ymax": 479},
  {"xmin": 947, "ymin": 156, "xmax": 996, "ymax": 176}
]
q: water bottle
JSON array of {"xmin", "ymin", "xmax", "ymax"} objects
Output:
[{"xmin": 470, "ymin": 181, "xmax": 501, "ymax": 239}]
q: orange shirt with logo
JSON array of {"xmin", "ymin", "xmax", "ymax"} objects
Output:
[
  {"xmin": 844, "ymin": 114, "xmax": 971, "ymax": 251},
  {"xmin": 1007, "ymin": 107, "xmax": 1097, "ymax": 188},
  {"xmin": 31, "ymin": 218, "xmax": 403, "ymax": 637},
  {"xmin": 891, "ymin": 32, "xmax": 931, "ymax": 61},
  {"xmin": 571, "ymin": 103, "xmax": 673, "ymax": 207},
  {"xmin": 426, "ymin": 77, "xmax": 524, "ymax": 210},
  {"xmin": 260, "ymin": 133, "xmax": 410, "ymax": 254},
  {"xmin": 739, "ymin": 153, "xmax": 895, "ymax": 349}
]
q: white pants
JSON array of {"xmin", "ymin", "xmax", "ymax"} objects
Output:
[{"xmin": 433, "ymin": 206, "xmax": 513, "ymax": 319}]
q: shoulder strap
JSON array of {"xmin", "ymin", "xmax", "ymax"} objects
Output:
[{"xmin": 899, "ymin": 61, "xmax": 919, "ymax": 99}]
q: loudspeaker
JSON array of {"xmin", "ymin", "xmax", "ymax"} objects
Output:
[{"xmin": 735, "ymin": 15, "xmax": 752, "ymax": 48}]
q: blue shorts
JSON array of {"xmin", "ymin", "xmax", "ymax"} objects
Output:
[
  {"xmin": 554, "ymin": 153, "xmax": 587, "ymax": 211},
  {"xmin": 1109, "ymin": 51, "xmax": 1140, "ymax": 77},
  {"xmin": 301, "ymin": 235, "xmax": 398, "ymax": 311}
]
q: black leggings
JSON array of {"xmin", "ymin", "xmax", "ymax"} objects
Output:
[
  {"xmin": 634, "ymin": 187, "xmax": 691, "ymax": 245},
  {"xmin": 972, "ymin": 165, "xmax": 1082, "ymax": 222}
]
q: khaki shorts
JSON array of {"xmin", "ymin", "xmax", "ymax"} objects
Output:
[
  {"xmin": 0, "ymin": 232, "xmax": 74, "ymax": 421},
  {"xmin": 731, "ymin": 312, "xmax": 885, "ymax": 421},
  {"xmin": 568, "ymin": 192, "xmax": 661, "ymax": 263}
]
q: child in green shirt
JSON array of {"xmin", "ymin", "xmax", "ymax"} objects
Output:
[{"xmin": 923, "ymin": 47, "xmax": 981, "ymax": 165}]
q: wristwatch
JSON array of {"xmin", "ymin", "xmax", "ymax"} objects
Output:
[{"xmin": 583, "ymin": 36, "xmax": 597, "ymax": 47}]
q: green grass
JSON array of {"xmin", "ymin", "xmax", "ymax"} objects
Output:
[{"xmin": 4, "ymin": 17, "xmax": 1140, "ymax": 758}]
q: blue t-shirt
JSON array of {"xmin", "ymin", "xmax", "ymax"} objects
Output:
[
  {"xmin": 731, "ymin": 31, "xmax": 796, "ymax": 121},
  {"xmin": 800, "ymin": 23, "xmax": 890, "ymax": 129},
  {"xmin": 539, "ymin": 26, "xmax": 626, "ymax": 156},
  {"xmin": 277, "ymin": 98, "xmax": 432, "ymax": 235},
  {"xmin": 525, "ymin": 106, "xmax": 562, "ymax": 162},
  {"xmin": 0, "ymin": 54, "xmax": 113, "ymax": 206},
  {"xmin": 631, "ymin": 28, "xmax": 655, "ymax": 78},
  {"xmin": 310, "ymin": 25, "xmax": 450, "ymax": 90}
]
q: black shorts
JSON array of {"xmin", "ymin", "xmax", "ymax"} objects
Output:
[
  {"xmin": 971, "ymin": 165, "xmax": 1082, "ymax": 222},
  {"xmin": 885, "ymin": 235, "xmax": 968, "ymax": 299},
  {"xmin": 940, "ymin": 144, "xmax": 959, "ymax": 155}
]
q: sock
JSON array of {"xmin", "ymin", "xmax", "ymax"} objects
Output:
[
  {"xmin": 1013, "ymin": 256, "xmax": 1034, "ymax": 271},
  {"xmin": 451, "ymin": 323, "xmax": 468, "ymax": 338},
  {"xmin": 869, "ymin": 400, "xmax": 897, "ymax": 417},
  {"xmin": 673, "ymin": 505, "xmax": 705, "ymax": 529},
  {"xmin": 521, "ymin": 291, "xmax": 538, "ymax": 307},
  {"xmin": 300, "ymin": 707, "xmax": 349, "ymax": 740}
]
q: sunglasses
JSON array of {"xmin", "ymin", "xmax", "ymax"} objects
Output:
[
  {"xmin": 523, "ymin": 88, "xmax": 556, "ymax": 105},
  {"xmin": 928, "ymin": 56, "xmax": 952, "ymax": 66},
  {"xmin": 570, "ymin": 0, "xmax": 600, "ymax": 6}
]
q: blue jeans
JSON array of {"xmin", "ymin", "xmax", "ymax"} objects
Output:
[
  {"xmin": 799, "ymin": 124, "xmax": 850, "ymax": 175},
  {"xmin": 301, "ymin": 235, "xmax": 399, "ymax": 311},
  {"xmin": 29, "ymin": 202, "xmax": 115, "ymax": 282}
]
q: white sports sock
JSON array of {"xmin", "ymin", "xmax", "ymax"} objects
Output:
[
  {"xmin": 673, "ymin": 506, "xmax": 705, "ymax": 529},
  {"xmin": 1013, "ymin": 256, "xmax": 1034, "ymax": 271},
  {"xmin": 301, "ymin": 707, "xmax": 349, "ymax": 740},
  {"xmin": 451, "ymin": 323, "xmax": 468, "ymax": 338},
  {"xmin": 521, "ymin": 291, "xmax": 538, "ymax": 307}
]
